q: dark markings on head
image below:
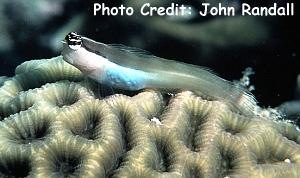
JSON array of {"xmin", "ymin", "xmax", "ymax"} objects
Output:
[{"xmin": 65, "ymin": 32, "xmax": 82, "ymax": 46}]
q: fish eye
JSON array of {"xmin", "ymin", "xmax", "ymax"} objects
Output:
[{"xmin": 65, "ymin": 32, "xmax": 82, "ymax": 50}]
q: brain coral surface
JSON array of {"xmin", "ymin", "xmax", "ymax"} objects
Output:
[{"xmin": 0, "ymin": 56, "xmax": 300, "ymax": 178}]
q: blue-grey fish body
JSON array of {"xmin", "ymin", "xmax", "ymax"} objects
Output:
[{"xmin": 62, "ymin": 32, "xmax": 257, "ymax": 114}]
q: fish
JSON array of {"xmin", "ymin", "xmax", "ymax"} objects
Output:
[{"xmin": 61, "ymin": 32, "xmax": 257, "ymax": 114}]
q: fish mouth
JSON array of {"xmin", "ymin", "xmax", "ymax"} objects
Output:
[{"xmin": 61, "ymin": 40, "xmax": 67, "ymax": 44}]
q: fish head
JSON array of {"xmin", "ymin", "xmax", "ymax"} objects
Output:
[
  {"xmin": 61, "ymin": 32, "xmax": 83, "ymax": 65},
  {"xmin": 65, "ymin": 32, "xmax": 82, "ymax": 50}
]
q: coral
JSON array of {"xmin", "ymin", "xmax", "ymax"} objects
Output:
[
  {"xmin": 277, "ymin": 74, "xmax": 300, "ymax": 124},
  {"xmin": 0, "ymin": 56, "xmax": 300, "ymax": 178}
]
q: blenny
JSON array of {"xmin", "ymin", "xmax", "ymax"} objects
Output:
[{"xmin": 61, "ymin": 32, "xmax": 257, "ymax": 114}]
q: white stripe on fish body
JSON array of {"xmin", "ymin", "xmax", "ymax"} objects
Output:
[{"xmin": 62, "ymin": 42, "xmax": 106, "ymax": 82}]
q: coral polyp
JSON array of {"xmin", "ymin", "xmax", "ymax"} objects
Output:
[{"xmin": 0, "ymin": 56, "xmax": 300, "ymax": 177}]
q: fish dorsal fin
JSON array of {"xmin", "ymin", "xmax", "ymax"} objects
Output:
[{"xmin": 108, "ymin": 44, "xmax": 154, "ymax": 58}]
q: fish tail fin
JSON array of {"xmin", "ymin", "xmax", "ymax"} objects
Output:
[{"xmin": 225, "ymin": 85, "xmax": 257, "ymax": 115}]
